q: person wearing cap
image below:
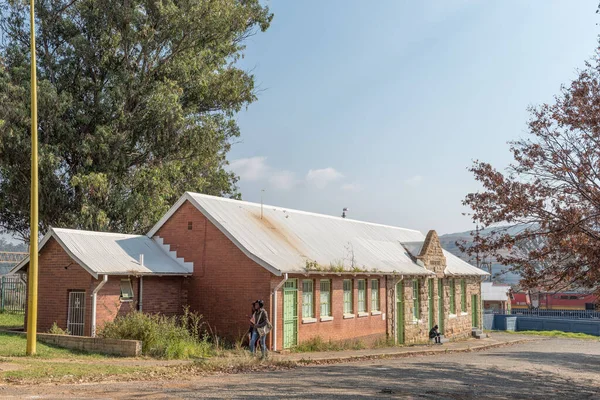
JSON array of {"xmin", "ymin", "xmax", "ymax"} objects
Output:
[{"xmin": 249, "ymin": 299, "xmax": 270, "ymax": 358}]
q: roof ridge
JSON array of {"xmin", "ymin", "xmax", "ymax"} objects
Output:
[
  {"xmin": 186, "ymin": 192, "xmax": 422, "ymax": 234},
  {"xmin": 52, "ymin": 227, "xmax": 145, "ymax": 238}
]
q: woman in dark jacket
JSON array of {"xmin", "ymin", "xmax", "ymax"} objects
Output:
[{"xmin": 250, "ymin": 300, "xmax": 269, "ymax": 358}]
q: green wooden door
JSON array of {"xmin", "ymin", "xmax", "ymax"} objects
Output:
[
  {"xmin": 283, "ymin": 279, "xmax": 298, "ymax": 349},
  {"xmin": 428, "ymin": 279, "xmax": 434, "ymax": 330},
  {"xmin": 472, "ymin": 294, "xmax": 479, "ymax": 328},
  {"xmin": 396, "ymin": 281, "xmax": 404, "ymax": 344},
  {"xmin": 437, "ymin": 278, "xmax": 444, "ymax": 334}
]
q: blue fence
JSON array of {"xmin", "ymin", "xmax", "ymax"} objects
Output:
[
  {"xmin": 489, "ymin": 313, "xmax": 600, "ymax": 336},
  {"xmin": 509, "ymin": 309, "xmax": 600, "ymax": 319}
]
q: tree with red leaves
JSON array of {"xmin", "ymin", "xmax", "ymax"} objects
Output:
[{"xmin": 463, "ymin": 49, "xmax": 600, "ymax": 295}]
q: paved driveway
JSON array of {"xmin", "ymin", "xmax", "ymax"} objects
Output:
[{"xmin": 3, "ymin": 338, "xmax": 600, "ymax": 399}]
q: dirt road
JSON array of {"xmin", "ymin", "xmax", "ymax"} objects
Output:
[{"xmin": 2, "ymin": 338, "xmax": 599, "ymax": 399}]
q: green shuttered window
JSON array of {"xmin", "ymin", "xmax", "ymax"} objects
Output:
[
  {"xmin": 371, "ymin": 279, "xmax": 380, "ymax": 311},
  {"xmin": 461, "ymin": 279, "xmax": 466, "ymax": 313},
  {"xmin": 357, "ymin": 280, "xmax": 366, "ymax": 313},
  {"xmin": 343, "ymin": 279, "xmax": 353, "ymax": 314},
  {"xmin": 320, "ymin": 280, "xmax": 331, "ymax": 317},
  {"xmin": 302, "ymin": 280, "xmax": 314, "ymax": 318},
  {"xmin": 450, "ymin": 279, "xmax": 456, "ymax": 314},
  {"xmin": 412, "ymin": 279, "xmax": 420, "ymax": 320}
]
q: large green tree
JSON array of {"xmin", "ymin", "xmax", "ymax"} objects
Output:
[{"xmin": 0, "ymin": 0, "xmax": 271, "ymax": 241}]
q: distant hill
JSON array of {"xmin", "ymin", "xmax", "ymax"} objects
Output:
[
  {"xmin": 0, "ymin": 235, "xmax": 26, "ymax": 252},
  {"xmin": 439, "ymin": 228, "xmax": 521, "ymax": 285}
]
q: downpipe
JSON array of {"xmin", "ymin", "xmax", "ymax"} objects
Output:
[{"xmin": 91, "ymin": 275, "xmax": 108, "ymax": 337}]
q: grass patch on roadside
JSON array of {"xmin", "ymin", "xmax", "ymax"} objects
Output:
[
  {"xmin": 499, "ymin": 330, "xmax": 599, "ymax": 340},
  {"xmin": 2, "ymin": 361, "xmax": 144, "ymax": 383},
  {"xmin": 292, "ymin": 336, "xmax": 366, "ymax": 353},
  {"xmin": 0, "ymin": 313, "xmax": 24, "ymax": 330},
  {"xmin": 0, "ymin": 332, "xmax": 107, "ymax": 358}
]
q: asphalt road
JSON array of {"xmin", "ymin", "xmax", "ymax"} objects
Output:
[{"xmin": 4, "ymin": 338, "xmax": 600, "ymax": 399}]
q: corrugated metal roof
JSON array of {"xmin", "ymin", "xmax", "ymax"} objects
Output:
[
  {"xmin": 11, "ymin": 228, "xmax": 191, "ymax": 278},
  {"xmin": 149, "ymin": 192, "xmax": 487, "ymax": 277},
  {"xmin": 443, "ymin": 250, "xmax": 490, "ymax": 276},
  {"xmin": 482, "ymin": 282, "xmax": 510, "ymax": 301}
]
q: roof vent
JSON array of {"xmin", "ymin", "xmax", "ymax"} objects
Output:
[
  {"xmin": 139, "ymin": 254, "xmax": 144, "ymax": 267},
  {"xmin": 342, "ymin": 208, "xmax": 349, "ymax": 218}
]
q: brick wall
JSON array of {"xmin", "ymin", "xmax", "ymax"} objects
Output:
[
  {"xmin": 24, "ymin": 238, "xmax": 189, "ymax": 336},
  {"xmin": 156, "ymin": 200, "xmax": 272, "ymax": 344},
  {"xmin": 26, "ymin": 238, "xmax": 93, "ymax": 335},
  {"xmin": 95, "ymin": 275, "xmax": 188, "ymax": 332},
  {"xmin": 293, "ymin": 276, "xmax": 387, "ymax": 347}
]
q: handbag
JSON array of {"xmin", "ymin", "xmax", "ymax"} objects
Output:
[{"xmin": 257, "ymin": 311, "xmax": 272, "ymax": 337}]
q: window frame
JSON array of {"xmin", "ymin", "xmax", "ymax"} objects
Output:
[
  {"xmin": 371, "ymin": 279, "xmax": 380, "ymax": 311},
  {"xmin": 412, "ymin": 279, "xmax": 420, "ymax": 320},
  {"xmin": 320, "ymin": 280, "xmax": 332, "ymax": 317},
  {"xmin": 449, "ymin": 279, "xmax": 456, "ymax": 314},
  {"xmin": 343, "ymin": 279, "xmax": 353, "ymax": 314},
  {"xmin": 120, "ymin": 279, "xmax": 134, "ymax": 302},
  {"xmin": 302, "ymin": 279, "xmax": 314, "ymax": 319},
  {"xmin": 357, "ymin": 279, "xmax": 366, "ymax": 313},
  {"xmin": 460, "ymin": 279, "xmax": 466, "ymax": 313}
]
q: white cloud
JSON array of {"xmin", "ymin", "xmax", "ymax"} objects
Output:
[
  {"xmin": 404, "ymin": 175, "xmax": 423, "ymax": 186},
  {"xmin": 229, "ymin": 156, "xmax": 268, "ymax": 181},
  {"xmin": 306, "ymin": 167, "xmax": 344, "ymax": 189},
  {"xmin": 269, "ymin": 170, "xmax": 296, "ymax": 191},
  {"xmin": 341, "ymin": 183, "xmax": 361, "ymax": 192}
]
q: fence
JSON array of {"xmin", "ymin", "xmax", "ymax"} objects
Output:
[
  {"xmin": 0, "ymin": 276, "xmax": 26, "ymax": 313},
  {"xmin": 507, "ymin": 309, "xmax": 600, "ymax": 319}
]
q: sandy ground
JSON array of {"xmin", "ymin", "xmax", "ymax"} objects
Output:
[{"xmin": 1, "ymin": 338, "xmax": 599, "ymax": 399}]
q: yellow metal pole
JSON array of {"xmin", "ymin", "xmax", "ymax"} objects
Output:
[{"xmin": 26, "ymin": 0, "xmax": 39, "ymax": 356}]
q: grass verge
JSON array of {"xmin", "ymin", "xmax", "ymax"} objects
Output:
[
  {"xmin": 498, "ymin": 330, "xmax": 599, "ymax": 340},
  {"xmin": 0, "ymin": 313, "xmax": 24, "ymax": 330}
]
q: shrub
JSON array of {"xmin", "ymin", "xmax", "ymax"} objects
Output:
[
  {"xmin": 98, "ymin": 308, "xmax": 212, "ymax": 359},
  {"xmin": 48, "ymin": 322, "xmax": 69, "ymax": 335}
]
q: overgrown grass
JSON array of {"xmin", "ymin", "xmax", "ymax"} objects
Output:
[
  {"xmin": 98, "ymin": 308, "xmax": 212, "ymax": 359},
  {"xmin": 0, "ymin": 332, "xmax": 105, "ymax": 358},
  {"xmin": 292, "ymin": 336, "xmax": 366, "ymax": 353},
  {"xmin": 0, "ymin": 313, "xmax": 24, "ymax": 330},
  {"xmin": 500, "ymin": 330, "xmax": 600, "ymax": 340}
]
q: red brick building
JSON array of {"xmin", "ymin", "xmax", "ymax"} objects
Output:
[{"xmin": 14, "ymin": 192, "xmax": 488, "ymax": 350}]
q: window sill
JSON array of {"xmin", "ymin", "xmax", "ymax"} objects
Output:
[
  {"xmin": 302, "ymin": 317, "xmax": 317, "ymax": 324},
  {"xmin": 449, "ymin": 314, "xmax": 457, "ymax": 319},
  {"xmin": 320, "ymin": 316, "xmax": 333, "ymax": 322},
  {"xmin": 412, "ymin": 319, "xmax": 423, "ymax": 325},
  {"xmin": 371, "ymin": 311, "xmax": 382, "ymax": 316},
  {"xmin": 343, "ymin": 313, "xmax": 355, "ymax": 319},
  {"xmin": 461, "ymin": 312, "xmax": 468, "ymax": 316},
  {"xmin": 120, "ymin": 299, "xmax": 133, "ymax": 303},
  {"xmin": 357, "ymin": 312, "xmax": 369, "ymax": 318}
]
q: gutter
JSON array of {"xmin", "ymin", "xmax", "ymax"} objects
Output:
[
  {"xmin": 91, "ymin": 274, "xmax": 108, "ymax": 337},
  {"xmin": 271, "ymin": 273, "xmax": 288, "ymax": 352}
]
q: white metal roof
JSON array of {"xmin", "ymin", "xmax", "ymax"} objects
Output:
[
  {"xmin": 11, "ymin": 228, "xmax": 192, "ymax": 279},
  {"xmin": 443, "ymin": 250, "xmax": 490, "ymax": 277},
  {"xmin": 148, "ymin": 192, "xmax": 487, "ymax": 277},
  {"xmin": 482, "ymin": 282, "xmax": 511, "ymax": 301}
]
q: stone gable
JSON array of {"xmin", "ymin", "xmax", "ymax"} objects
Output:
[{"xmin": 417, "ymin": 230, "xmax": 447, "ymax": 276}]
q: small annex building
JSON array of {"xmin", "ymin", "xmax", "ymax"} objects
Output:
[{"xmin": 13, "ymin": 192, "xmax": 488, "ymax": 350}]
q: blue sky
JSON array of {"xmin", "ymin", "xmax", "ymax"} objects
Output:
[{"xmin": 228, "ymin": 0, "xmax": 600, "ymax": 235}]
